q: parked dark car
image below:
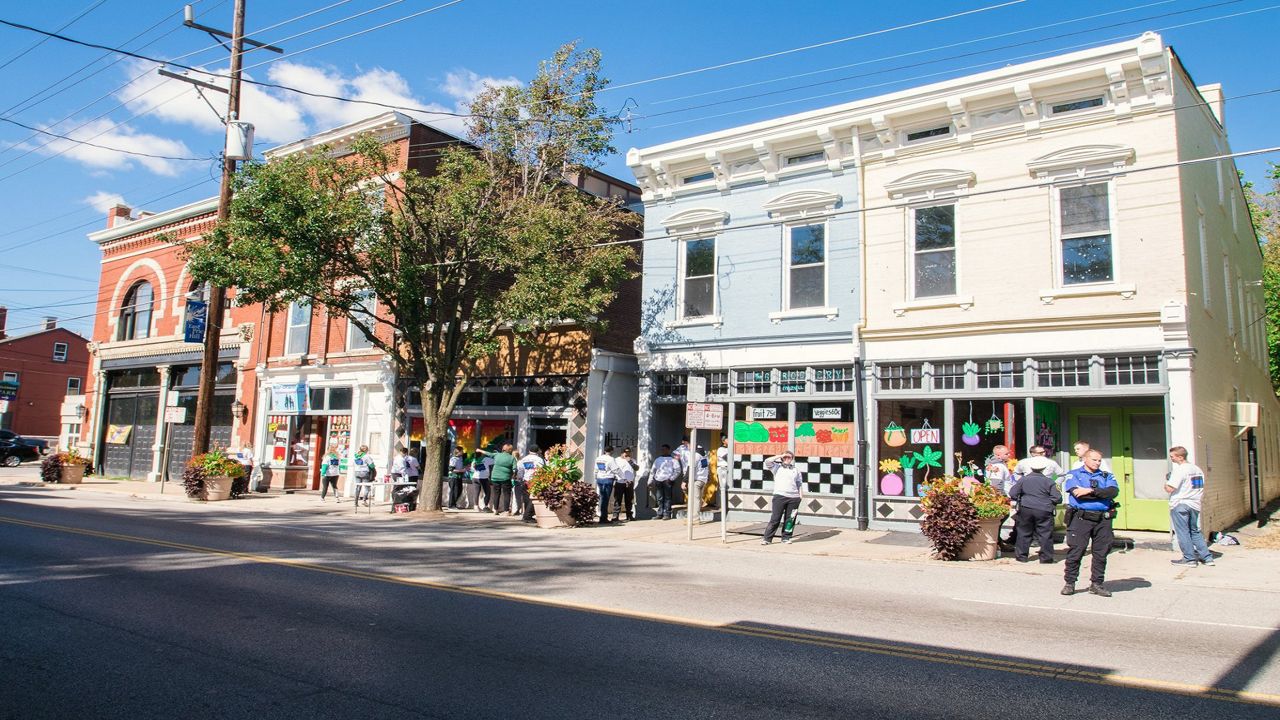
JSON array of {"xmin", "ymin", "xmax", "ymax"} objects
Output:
[
  {"xmin": 0, "ymin": 440, "xmax": 40, "ymax": 467},
  {"xmin": 0, "ymin": 430, "xmax": 48, "ymax": 455}
]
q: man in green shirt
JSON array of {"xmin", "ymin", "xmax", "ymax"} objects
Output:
[{"xmin": 484, "ymin": 443, "xmax": 517, "ymax": 515}]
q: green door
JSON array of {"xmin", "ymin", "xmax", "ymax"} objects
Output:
[{"xmin": 1069, "ymin": 407, "xmax": 1169, "ymax": 531}]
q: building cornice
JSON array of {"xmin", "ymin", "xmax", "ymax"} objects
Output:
[
  {"xmin": 264, "ymin": 111, "xmax": 417, "ymax": 160},
  {"xmin": 88, "ymin": 197, "xmax": 219, "ymax": 245}
]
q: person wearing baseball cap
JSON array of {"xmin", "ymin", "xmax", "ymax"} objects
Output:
[
  {"xmin": 761, "ymin": 449, "xmax": 804, "ymax": 545},
  {"xmin": 1008, "ymin": 454, "xmax": 1063, "ymax": 563}
]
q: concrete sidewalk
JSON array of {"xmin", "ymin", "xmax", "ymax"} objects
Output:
[{"xmin": 5, "ymin": 463, "xmax": 1278, "ymax": 591}]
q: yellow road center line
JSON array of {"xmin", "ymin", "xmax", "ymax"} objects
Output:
[{"xmin": 4, "ymin": 514, "xmax": 1278, "ymax": 708}]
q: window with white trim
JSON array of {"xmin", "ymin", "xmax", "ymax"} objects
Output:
[
  {"xmin": 1222, "ymin": 256, "xmax": 1234, "ymax": 334},
  {"xmin": 346, "ymin": 290, "xmax": 377, "ymax": 351},
  {"xmin": 285, "ymin": 300, "xmax": 312, "ymax": 355},
  {"xmin": 912, "ymin": 204, "xmax": 956, "ymax": 298},
  {"xmin": 681, "ymin": 171, "xmax": 714, "ymax": 185},
  {"xmin": 785, "ymin": 223, "xmax": 826, "ymax": 309},
  {"xmin": 784, "ymin": 149, "xmax": 825, "ymax": 166},
  {"xmin": 1197, "ymin": 207, "xmax": 1211, "ymax": 308},
  {"xmin": 904, "ymin": 125, "xmax": 951, "ymax": 143},
  {"xmin": 117, "ymin": 280, "xmax": 153, "ymax": 341},
  {"xmin": 66, "ymin": 377, "xmax": 81, "ymax": 394},
  {"xmin": 680, "ymin": 237, "xmax": 716, "ymax": 319},
  {"xmin": 52, "ymin": 342, "xmax": 68, "ymax": 362},
  {"xmin": 1049, "ymin": 96, "xmax": 1104, "ymax": 115},
  {"xmin": 1058, "ymin": 183, "xmax": 1113, "ymax": 285}
]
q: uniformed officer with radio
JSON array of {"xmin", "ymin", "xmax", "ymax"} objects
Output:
[{"xmin": 1061, "ymin": 448, "xmax": 1119, "ymax": 597}]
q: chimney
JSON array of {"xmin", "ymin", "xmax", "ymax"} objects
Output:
[
  {"xmin": 43, "ymin": 317, "xmax": 57, "ymax": 331},
  {"xmin": 0, "ymin": 306, "xmax": 7, "ymax": 340},
  {"xmin": 107, "ymin": 204, "xmax": 132, "ymax": 229}
]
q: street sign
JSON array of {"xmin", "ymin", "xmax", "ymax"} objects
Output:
[
  {"xmin": 164, "ymin": 406, "xmax": 187, "ymax": 424},
  {"xmin": 750, "ymin": 406, "xmax": 777, "ymax": 420},
  {"xmin": 686, "ymin": 376, "xmax": 707, "ymax": 402},
  {"xmin": 685, "ymin": 402, "xmax": 723, "ymax": 430},
  {"xmin": 0, "ymin": 379, "xmax": 18, "ymax": 401},
  {"xmin": 183, "ymin": 299, "xmax": 208, "ymax": 343}
]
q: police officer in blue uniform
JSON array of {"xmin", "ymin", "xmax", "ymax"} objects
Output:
[{"xmin": 1061, "ymin": 448, "xmax": 1120, "ymax": 597}]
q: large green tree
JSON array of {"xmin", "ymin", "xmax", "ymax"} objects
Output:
[
  {"xmin": 1244, "ymin": 164, "xmax": 1280, "ymax": 391},
  {"xmin": 186, "ymin": 43, "xmax": 638, "ymax": 512}
]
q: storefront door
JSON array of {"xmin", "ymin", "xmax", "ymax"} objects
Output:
[{"xmin": 1069, "ymin": 407, "xmax": 1169, "ymax": 531}]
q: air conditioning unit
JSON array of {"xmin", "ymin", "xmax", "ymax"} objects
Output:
[{"xmin": 1231, "ymin": 402, "xmax": 1259, "ymax": 428}]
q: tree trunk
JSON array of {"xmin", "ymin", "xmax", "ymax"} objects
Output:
[{"xmin": 415, "ymin": 410, "xmax": 449, "ymax": 513}]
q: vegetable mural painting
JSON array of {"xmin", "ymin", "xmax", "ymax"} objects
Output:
[{"xmin": 734, "ymin": 421, "xmax": 770, "ymax": 443}]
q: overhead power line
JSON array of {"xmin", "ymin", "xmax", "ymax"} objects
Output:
[
  {"xmin": 0, "ymin": 116, "xmax": 209, "ymax": 162},
  {"xmin": 0, "ymin": 0, "xmax": 107, "ymax": 72}
]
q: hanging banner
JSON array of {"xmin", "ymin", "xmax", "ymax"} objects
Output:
[
  {"xmin": 270, "ymin": 383, "xmax": 309, "ymax": 414},
  {"xmin": 183, "ymin": 300, "xmax": 208, "ymax": 344}
]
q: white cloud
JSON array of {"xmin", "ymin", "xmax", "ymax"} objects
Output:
[
  {"xmin": 440, "ymin": 70, "xmax": 521, "ymax": 107},
  {"xmin": 35, "ymin": 118, "xmax": 197, "ymax": 176},
  {"xmin": 84, "ymin": 191, "xmax": 128, "ymax": 213},
  {"xmin": 265, "ymin": 61, "xmax": 464, "ymax": 134}
]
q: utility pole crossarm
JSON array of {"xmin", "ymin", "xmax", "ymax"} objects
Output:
[{"xmin": 183, "ymin": 4, "xmax": 283, "ymax": 53}]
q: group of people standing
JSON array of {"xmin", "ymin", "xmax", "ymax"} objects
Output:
[
  {"xmin": 446, "ymin": 443, "xmax": 547, "ymax": 523},
  {"xmin": 985, "ymin": 440, "xmax": 1217, "ymax": 598}
]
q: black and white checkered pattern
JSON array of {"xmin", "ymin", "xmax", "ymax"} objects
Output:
[{"xmin": 732, "ymin": 454, "xmax": 857, "ymax": 496}]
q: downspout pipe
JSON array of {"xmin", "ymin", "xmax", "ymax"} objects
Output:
[{"xmin": 855, "ymin": 358, "xmax": 870, "ymax": 531}]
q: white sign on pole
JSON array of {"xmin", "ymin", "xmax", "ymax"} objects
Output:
[
  {"xmin": 164, "ymin": 406, "xmax": 188, "ymax": 424},
  {"xmin": 0, "ymin": 399, "xmax": 8, "ymax": 414},
  {"xmin": 686, "ymin": 376, "xmax": 707, "ymax": 403},
  {"xmin": 685, "ymin": 402, "xmax": 723, "ymax": 430}
]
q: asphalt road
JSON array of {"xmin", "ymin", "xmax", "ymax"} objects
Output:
[{"xmin": 2, "ymin": 486, "xmax": 1278, "ymax": 719}]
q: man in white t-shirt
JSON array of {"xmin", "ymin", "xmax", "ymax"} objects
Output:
[
  {"xmin": 761, "ymin": 450, "xmax": 804, "ymax": 545},
  {"xmin": 1071, "ymin": 441, "xmax": 1112, "ymax": 474},
  {"xmin": 1166, "ymin": 445, "xmax": 1215, "ymax": 566},
  {"xmin": 515, "ymin": 445, "xmax": 545, "ymax": 524}
]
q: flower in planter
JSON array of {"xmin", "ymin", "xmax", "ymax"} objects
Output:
[
  {"xmin": 919, "ymin": 475, "xmax": 1011, "ymax": 560},
  {"xmin": 183, "ymin": 449, "xmax": 248, "ymax": 499},
  {"xmin": 39, "ymin": 449, "xmax": 91, "ymax": 483}
]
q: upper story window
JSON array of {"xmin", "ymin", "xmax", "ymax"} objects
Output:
[
  {"xmin": 285, "ymin": 300, "xmax": 312, "ymax": 355},
  {"xmin": 1049, "ymin": 96, "xmax": 1105, "ymax": 115},
  {"xmin": 904, "ymin": 125, "xmax": 951, "ymax": 143},
  {"xmin": 66, "ymin": 377, "xmax": 81, "ymax": 394},
  {"xmin": 681, "ymin": 171, "xmax": 714, "ymax": 185},
  {"xmin": 347, "ymin": 290, "xmax": 377, "ymax": 351},
  {"xmin": 1058, "ymin": 183, "xmax": 1113, "ymax": 285},
  {"xmin": 680, "ymin": 237, "xmax": 717, "ymax": 319},
  {"xmin": 117, "ymin": 280, "xmax": 153, "ymax": 341},
  {"xmin": 912, "ymin": 204, "xmax": 956, "ymax": 298},
  {"xmin": 52, "ymin": 342, "xmax": 68, "ymax": 362},
  {"xmin": 784, "ymin": 149, "xmax": 825, "ymax": 166},
  {"xmin": 785, "ymin": 224, "xmax": 826, "ymax": 309}
]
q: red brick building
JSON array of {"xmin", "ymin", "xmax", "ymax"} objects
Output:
[{"xmin": 0, "ymin": 312, "xmax": 89, "ymax": 438}]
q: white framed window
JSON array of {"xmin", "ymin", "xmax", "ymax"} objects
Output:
[
  {"xmin": 911, "ymin": 204, "xmax": 957, "ymax": 298},
  {"xmin": 902, "ymin": 124, "xmax": 952, "ymax": 145},
  {"xmin": 681, "ymin": 171, "xmax": 714, "ymax": 185},
  {"xmin": 1222, "ymin": 257, "xmax": 1234, "ymax": 334},
  {"xmin": 2, "ymin": 372, "xmax": 17, "ymax": 383},
  {"xmin": 52, "ymin": 342, "xmax": 68, "ymax": 362},
  {"xmin": 66, "ymin": 377, "xmax": 81, "ymax": 394},
  {"xmin": 285, "ymin": 300, "xmax": 312, "ymax": 356},
  {"xmin": 1057, "ymin": 182, "xmax": 1114, "ymax": 285},
  {"xmin": 346, "ymin": 291, "xmax": 377, "ymax": 351},
  {"xmin": 784, "ymin": 223, "xmax": 826, "ymax": 310},
  {"xmin": 1197, "ymin": 206, "xmax": 1211, "ymax": 309},
  {"xmin": 783, "ymin": 149, "xmax": 825, "ymax": 167},
  {"xmin": 679, "ymin": 236, "xmax": 717, "ymax": 319},
  {"xmin": 1048, "ymin": 96, "xmax": 1105, "ymax": 116},
  {"xmin": 117, "ymin": 280, "xmax": 153, "ymax": 341}
]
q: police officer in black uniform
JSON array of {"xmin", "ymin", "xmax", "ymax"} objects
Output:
[{"xmin": 1061, "ymin": 449, "xmax": 1120, "ymax": 597}]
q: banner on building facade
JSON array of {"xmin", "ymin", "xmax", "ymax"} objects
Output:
[{"xmin": 183, "ymin": 300, "xmax": 207, "ymax": 344}]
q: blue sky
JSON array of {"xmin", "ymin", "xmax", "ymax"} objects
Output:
[{"xmin": 1, "ymin": 0, "xmax": 1277, "ymax": 339}]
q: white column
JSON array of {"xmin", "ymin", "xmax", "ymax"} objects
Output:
[
  {"xmin": 147, "ymin": 365, "xmax": 171, "ymax": 483},
  {"xmin": 90, "ymin": 369, "xmax": 108, "ymax": 471}
]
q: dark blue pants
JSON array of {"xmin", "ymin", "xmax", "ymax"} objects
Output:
[
  {"xmin": 655, "ymin": 480, "xmax": 673, "ymax": 517},
  {"xmin": 596, "ymin": 480, "xmax": 614, "ymax": 522}
]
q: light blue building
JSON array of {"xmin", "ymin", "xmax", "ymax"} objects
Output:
[{"xmin": 628, "ymin": 130, "xmax": 866, "ymax": 527}]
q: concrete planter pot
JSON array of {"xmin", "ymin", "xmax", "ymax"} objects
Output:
[
  {"xmin": 59, "ymin": 465, "xmax": 85, "ymax": 485},
  {"xmin": 958, "ymin": 516, "xmax": 1005, "ymax": 561},
  {"xmin": 203, "ymin": 475, "xmax": 234, "ymax": 502},
  {"xmin": 531, "ymin": 499, "xmax": 575, "ymax": 529}
]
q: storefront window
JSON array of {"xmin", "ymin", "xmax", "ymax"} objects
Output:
[
  {"xmin": 794, "ymin": 402, "xmax": 854, "ymax": 458},
  {"xmin": 954, "ymin": 399, "xmax": 1026, "ymax": 474},
  {"xmin": 733, "ymin": 403, "xmax": 788, "ymax": 459},
  {"xmin": 875, "ymin": 399, "xmax": 944, "ymax": 497}
]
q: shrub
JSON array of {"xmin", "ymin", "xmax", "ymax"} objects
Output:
[
  {"xmin": 182, "ymin": 463, "xmax": 207, "ymax": 499},
  {"xmin": 528, "ymin": 445, "xmax": 582, "ymax": 510},
  {"xmin": 566, "ymin": 481, "xmax": 599, "ymax": 524},
  {"xmin": 194, "ymin": 450, "xmax": 247, "ymax": 480},
  {"xmin": 920, "ymin": 489, "xmax": 979, "ymax": 560}
]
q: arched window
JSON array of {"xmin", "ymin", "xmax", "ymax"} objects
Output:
[{"xmin": 118, "ymin": 281, "xmax": 153, "ymax": 341}]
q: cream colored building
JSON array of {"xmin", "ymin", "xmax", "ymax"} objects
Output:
[{"xmin": 629, "ymin": 32, "xmax": 1279, "ymax": 533}]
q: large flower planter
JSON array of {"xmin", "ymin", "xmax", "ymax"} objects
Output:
[
  {"xmin": 203, "ymin": 475, "xmax": 234, "ymax": 502},
  {"xmin": 531, "ymin": 499, "xmax": 575, "ymax": 529},
  {"xmin": 59, "ymin": 465, "xmax": 85, "ymax": 485},
  {"xmin": 958, "ymin": 516, "xmax": 1005, "ymax": 561}
]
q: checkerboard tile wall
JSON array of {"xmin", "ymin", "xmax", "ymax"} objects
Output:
[{"xmin": 732, "ymin": 454, "xmax": 857, "ymax": 496}]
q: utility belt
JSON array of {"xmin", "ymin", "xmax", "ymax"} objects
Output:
[{"xmin": 1068, "ymin": 508, "xmax": 1115, "ymax": 523}]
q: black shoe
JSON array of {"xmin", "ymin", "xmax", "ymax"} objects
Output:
[
  {"xmin": 1088, "ymin": 583, "xmax": 1112, "ymax": 597},
  {"xmin": 1039, "ymin": 558, "xmax": 1055, "ymax": 564},
  {"xmin": 1016, "ymin": 557, "xmax": 1030, "ymax": 563},
  {"xmin": 1061, "ymin": 583, "xmax": 1075, "ymax": 596}
]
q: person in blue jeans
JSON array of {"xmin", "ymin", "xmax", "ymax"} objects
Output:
[
  {"xmin": 594, "ymin": 446, "xmax": 618, "ymax": 524},
  {"xmin": 1166, "ymin": 445, "xmax": 1215, "ymax": 566}
]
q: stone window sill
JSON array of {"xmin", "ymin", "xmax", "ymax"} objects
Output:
[
  {"xmin": 768, "ymin": 307, "xmax": 839, "ymax": 324},
  {"xmin": 1039, "ymin": 283, "xmax": 1136, "ymax": 304},
  {"xmin": 891, "ymin": 296, "xmax": 974, "ymax": 317}
]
